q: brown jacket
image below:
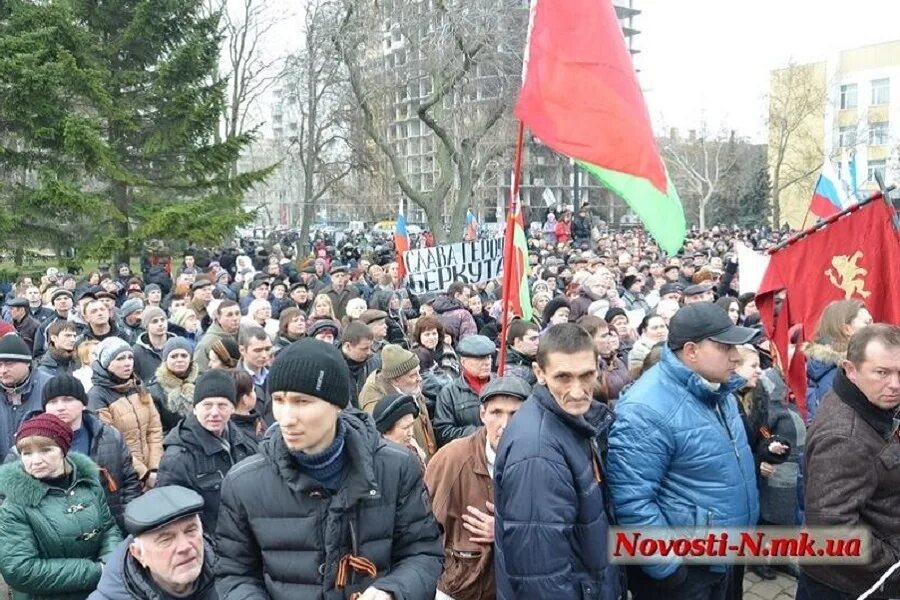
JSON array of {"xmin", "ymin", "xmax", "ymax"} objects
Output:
[
  {"xmin": 87, "ymin": 370, "xmax": 164, "ymax": 480},
  {"xmin": 358, "ymin": 370, "xmax": 437, "ymax": 459},
  {"xmin": 424, "ymin": 427, "xmax": 495, "ymax": 600},
  {"xmin": 803, "ymin": 369, "xmax": 900, "ymax": 598}
]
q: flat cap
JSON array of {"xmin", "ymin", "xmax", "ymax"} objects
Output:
[
  {"xmin": 290, "ymin": 281, "xmax": 308, "ymax": 292},
  {"xmin": 683, "ymin": 282, "xmax": 714, "ymax": 297},
  {"xmin": 191, "ymin": 277, "xmax": 212, "ymax": 290},
  {"xmin": 249, "ymin": 278, "xmax": 269, "ymax": 291},
  {"xmin": 124, "ymin": 485, "xmax": 204, "ymax": 536},
  {"xmin": 456, "ymin": 334, "xmax": 496, "ymax": 358},
  {"xmin": 330, "ymin": 263, "xmax": 348, "ymax": 274},
  {"xmin": 480, "ymin": 375, "xmax": 531, "ymax": 404},
  {"xmin": 659, "ymin": 282, "xmax": 683, "ymax": 297},
  {"xmin": 358, "ymin": 309, "xmax": 388, "ymax": 325},
  {"xmin": 6, "ymin": 297, "xmax": 29, "ymax": 308},
  {"xmin": 301, "ymin": 265, "xmax": 317, "ymax": 274}
]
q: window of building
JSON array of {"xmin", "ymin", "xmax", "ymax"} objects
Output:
[
  {"xmin": 871, "ymin": 78, "xmax": 890, "ymax": 105},
  {"xmin": 838, "ymin": 126, "xmax": 856, "ymax": 147},
  {"xmin": 869, "ymin": 121, "xmax": 890, "ymax": 146},
  {"xmin": 840, "ymin": 83, "xmax": 858, "ymax": 110},
  {"xmin": 867, "ymin": 159, "xmax": 886, "ymax": 182}
]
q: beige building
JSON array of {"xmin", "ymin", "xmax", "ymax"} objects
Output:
[{"xmin": 769, "ymin": 40, "xmax": 900, "ymax": 229}]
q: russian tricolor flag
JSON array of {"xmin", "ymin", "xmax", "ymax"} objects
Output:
[
  {"xmin": 394, "ymin": 212, "xmax": 410, "ymax": 279},
  {"xmin": 809, "ymin": 160, "xmax": 850, "ymax": 218}
]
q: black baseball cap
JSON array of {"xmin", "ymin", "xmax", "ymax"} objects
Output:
[{"xmin": 668, "ymin": 304, "xmax": 759, "ymax": 351}]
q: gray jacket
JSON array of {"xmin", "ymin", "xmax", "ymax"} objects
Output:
[{"xmin": 0, "ymin": 370, "xmax": 50, "ymax": 463}]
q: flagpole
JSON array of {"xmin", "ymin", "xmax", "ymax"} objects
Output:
[
  {"xmin": 770, "ymin": 187, "xmax": 894, "ymax": 254},
  {"xmin": 497, "ymin": 120, "xmax": 527, "ymax": 377}
]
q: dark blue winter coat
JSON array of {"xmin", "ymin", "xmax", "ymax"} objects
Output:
[
  {"xmin": 494, "ymin": 386, "xmax": 624, "ymax": 600},
  {"xmin": 607, "ymin": 346, "xmax": 759, "ymax": 580},
  {"xmin": 803, "ymin": 341, "xmax": 842, "ymax": 425}
]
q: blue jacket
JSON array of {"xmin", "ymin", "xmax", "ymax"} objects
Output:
[
  {"xmin": 607, "ymin": 346, "xmax": 759, "ymax": 580},
  {"xmin": 803, "ymin": 341, "xmax": 842, "ymax": 425},
  {"xmin": 494, "ymin": 386, "xmax": 624, "ymax": 600}
]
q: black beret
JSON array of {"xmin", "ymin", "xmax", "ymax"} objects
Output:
[
  {"xmin": 124, "ymin": 485, "xmax": 204, "ymax": 536},
  {"xmin": 372, "ymin": 393, "xmax": 420, "ymax": 434}
]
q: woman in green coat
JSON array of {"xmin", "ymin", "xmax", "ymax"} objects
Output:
[{"xmin": 0, "ymin": 413, "xmax": 121, "ymax": 600}]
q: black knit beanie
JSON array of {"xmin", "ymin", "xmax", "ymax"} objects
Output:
[
  {"xmin": 42, "ymin": 374, "xmax": 88, "ymax": 408},
  {"xmin": 193, "ymin": 369, "xmax": 237, "ymax": 405},
  {"xmin": 268, "ymin": 338, "xmax": 350, "ymax": 409}
]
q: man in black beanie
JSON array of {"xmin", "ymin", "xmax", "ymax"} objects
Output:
[
  {"xmin": 215, "ymin": 338, "xmax": 443, "ymax": 600},
  {"xmin": 0, "ymin": 334, "xmax": 51, "ymax": 462},
  {"xmin": 156, "ymin": 369, "xmax": 258, "ymax": 534},
  {"xmin": 42, "ymin": 373, "xmax": 142, "ymax": 529}
]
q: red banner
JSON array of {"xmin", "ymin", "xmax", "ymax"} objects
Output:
[{"xmin": 756, "ymin": 199, "xmax": 900, "ymax": 414}]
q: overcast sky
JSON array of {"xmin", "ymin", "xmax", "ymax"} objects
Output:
[{"xmin": 638, "ymin": 0, "xmax": 900, "ymax": 142}]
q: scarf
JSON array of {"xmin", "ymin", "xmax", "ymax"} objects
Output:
[
  {"xmin": 463, "ymin": 370, "xmax": 490, "ymax": 395},
  {"xmin": 156, "ymin": 362, "xmax": 199, "ymax": 419}
]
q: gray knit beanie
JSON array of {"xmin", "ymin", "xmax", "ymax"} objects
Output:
[
  {"xmin": 162, "ymin": 337, "xmax": 193, "ymax": 362},
  {"xmin": 97, "ymin": 337, "xmax": 133, "ymax": 370},
  {"xmin": 141, "ymin": 307, "xmax": 167, "ymax": 330}
]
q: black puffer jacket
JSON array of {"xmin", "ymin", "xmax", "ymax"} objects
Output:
[
  {"xmin": 215, "ymin": 410, "xmax": 444, "ymax": 600},
  {"xmin": 433, "ymin": 375, "xmax": 493, "ymax": 446},
  {"xmin": 89, "ymin": 535, "xmax": 218, "ymax": 600},
  {"xmin": 132, "ymin": 332, "xmax": 174, "ymax": 384},
  {"xmin": 157, "ymin": 416, "xmax": 258, "ymax": 534}
]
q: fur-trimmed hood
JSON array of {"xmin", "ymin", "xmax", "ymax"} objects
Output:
[
  {"xmin": 803, "ymin": 341, "xmax": 845, "ymax": 367},
  {"xmin": 0, "ymin": 452, "xmax": 100, "ymax": 508},
  {"xmin": 154, "ymin": 360, "xmax": 199, "ymax": 390}
]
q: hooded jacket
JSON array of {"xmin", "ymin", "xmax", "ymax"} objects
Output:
[
  {"xmin": 803, "ymin": 341, "xmax": 843, "ymax": 424},
  {"xmin": 88, "ymin": 535, "xmax": 218, "ymax": 600},
  {"xmin": 0, "ymin": 452, "xmax": 122, "ymax": 600},
  {"xmin": 36, "ymin": 347, "xmax": 78, "ymax": 379},
  {"xmin": 494, "ymin": 387, "xmax": 623, "ymax": 600},
  {"xmin": 214, "ymin": 410, "xmax": 443, "ymax": 599},
  {"xmin": 157, "ymin": 416, "xmax": 258, "ymax": 534},
  {"xmin": 607, "ymin": 346, "xmax": 759, "ymax": 580},
  {"xmin": 87, "ymin": 365, "xmax": 163, "ymax": 481},
  {"xmin": 432, "ymin": 296, "xmax": 476, "ymax": 343},
  {"xmin": 147, "ymin": 361, "xmax": 199, "ymax": 434},
  {"xmin": 132, "ymin": 332, "xmax": 175, "ymax": 384},
  {"xmin": 193, "ymin": 322, "xmax": 237, "ymax": 372}
]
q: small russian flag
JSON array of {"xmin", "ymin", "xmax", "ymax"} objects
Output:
[
  {"xmin": 809, "ymin": 160, "xmax": 849, "ymax": 218},
  {"xmin": 394, "ymin": 213, "xmax": 410, "ymax": 279}
]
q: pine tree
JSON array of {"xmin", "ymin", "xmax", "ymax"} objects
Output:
[
  {"xmin": 0, "ymin": 0, "xmax": 272, "ymax": 263},
  {"xmin": 736, "ymin": 162, "xmax": 771, "ymax": 228}
]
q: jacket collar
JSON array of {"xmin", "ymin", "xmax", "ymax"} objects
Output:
[
  {"xmin": 265, "ymin": 410, "xmax": 381, "ymax": 506},
  {"xmin": 470, "ymin": 427, "xmax": 491, "ymax": 477},
  {"xmin": 834, "ymin": 368, "xmax": 897, "ymax": 440},
  {"xmin": 531, "ymin": 385, "xmax": 614, "ymax": 438},
  {"xmin": 0, "ymin": 452, "xmax": 99, "ymax": 507},
  {"xmin": 658, "ymin": 346, "xmax": 744, "ymax": 405},
  {"xmin": 171, "ymin": 416, "xmax": 239, "ymax": 456}
]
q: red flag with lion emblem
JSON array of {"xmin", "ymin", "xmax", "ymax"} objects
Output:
[{"xmin": 756, "ymin": 198, "xmax": 900, "ymax": 418}]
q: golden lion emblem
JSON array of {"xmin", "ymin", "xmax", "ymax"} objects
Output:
[{"xmin": 825, "ymin": 251, "xmax": 871, "ymax": 299}]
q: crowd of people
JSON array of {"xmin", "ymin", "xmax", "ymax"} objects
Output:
[{"xmin": 0, "ymin": 215, "xmax": 896, "ymax": 600}]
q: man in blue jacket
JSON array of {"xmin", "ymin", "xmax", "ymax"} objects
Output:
[
  {"xmin": 607, "ymin": 303, "xmax": 760, "ymax": 599},
  {"xmin": 494, "ymin": 323, "xmax": 623, "ymax": 600}
]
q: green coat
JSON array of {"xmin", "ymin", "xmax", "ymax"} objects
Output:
[{"xmin": 0, "ymin": 452, "xmax": 122, "ymax": 600}]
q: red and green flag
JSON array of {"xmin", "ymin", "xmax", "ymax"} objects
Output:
[
  {"xmin": 515, "ymin": 0, "xmax": 685, "ymax": 254},
  {"xmin": 502, "ymin": 164, "xmax": 533, "ymax": 322}
]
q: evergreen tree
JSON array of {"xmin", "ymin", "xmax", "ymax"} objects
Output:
[
  {"xmin": 735, "ymin": 162, "xmax": 771, "ymax": 228},
  {"xmin": 0, "ymin": 0, "xmax": 272, "ymax": 262}
]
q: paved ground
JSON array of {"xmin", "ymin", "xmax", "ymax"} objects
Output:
[{"xmin": 743, "ymin": 569, "xmax": 798, "ymax": 600}]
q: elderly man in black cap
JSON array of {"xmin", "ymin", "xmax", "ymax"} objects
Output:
[
  {"xmin": 433, "ymin": 334, "xmax": 496, "ymax": 447},
  {"xmin": 215, "ymin": 338, "xmax": 443, "ymax": 600},
  {"xmin": 319, "ymin": 262, "xmax": 360, "ymax": 321},
  {"xmin": 89, "ymin": 485, "xmax": 218, "ymax": 599},
  {"xmin": 0, "ymin": 334, "xmax": 50, "ymax": 462},
  {"xmin": 683, "ymin": 281, "xmax": 715, "ymax": 304},
  {"xmin": 6, "ymin": 296, "xmax": 41, "ymax": 352},
  {"xmin": 425, "ymin": 375, "xmax": 530, "ymax": 600}
]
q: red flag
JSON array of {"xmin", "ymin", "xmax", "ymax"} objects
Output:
[{"xmin": 756, "ymin": 199, "xmax": 900, "ymax": 416}]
